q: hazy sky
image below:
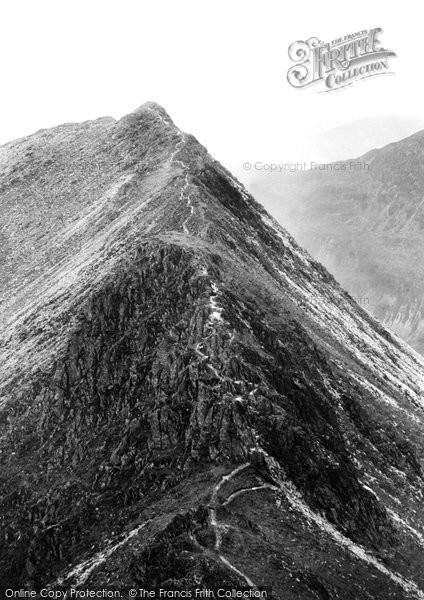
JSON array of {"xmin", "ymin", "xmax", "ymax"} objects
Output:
[{"xmin": 1, "ymin": 0, "xmax": 423, "ymax": 179}]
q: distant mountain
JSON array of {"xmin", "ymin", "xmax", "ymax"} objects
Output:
[
  {"xmin": 1, "ymin": 104, "xmax": 424, "ymax": 599},
  {"xmin": 248, "ymin": 130, "xmax": 424, "ymax": 356},
  {"xmin": 306, "ymin": 115, "xmax": 424, "ymax": 164}
]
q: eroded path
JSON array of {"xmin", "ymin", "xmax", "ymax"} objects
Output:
[
  {"xmin": 208, "ymin": 463, "xmax": 277, "ymax": 588},
  {"xmin": 147, "ymin": 105, "xmax": 206, "ymax": 237}
]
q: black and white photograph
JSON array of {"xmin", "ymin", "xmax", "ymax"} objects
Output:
[{"xmin": 0, "ymin": 2, "xmax": 423, "ymax": 598}]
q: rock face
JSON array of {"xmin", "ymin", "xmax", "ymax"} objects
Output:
[
  {"xmin": 1, "ymin": 103, "xmax": 424, "ymax": 598},
  {"xmin": 248, "ymin": 133, "xmax": 424, "ymax": 356}
]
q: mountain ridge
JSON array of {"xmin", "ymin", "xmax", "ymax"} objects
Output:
[{"xmin": 1, "ymin": 104, "xmax": 424, "ymax": 598}]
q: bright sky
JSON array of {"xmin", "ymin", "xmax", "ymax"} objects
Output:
[{"xmin": 1, "ymin": 0, "xmax": 423, "ymax": 179}]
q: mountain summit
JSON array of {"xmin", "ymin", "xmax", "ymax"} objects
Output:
[{"xmin": 1, "ymin": 104, "xmax": 424, "ymax": 598}]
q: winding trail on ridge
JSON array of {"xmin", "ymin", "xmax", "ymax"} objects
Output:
[
  {"xmin": 147, "ymin": 106, "xmax": 198, "ymax": 236},
  {"xmin": 208, "ymin": 463, "xmax": 277, "ymax": 589}
]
